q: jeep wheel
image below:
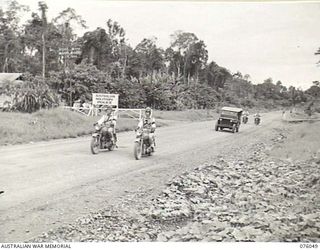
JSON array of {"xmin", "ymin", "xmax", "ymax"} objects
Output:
[
  {"xmin": 232, "ymin": 124, "xmax": 236, "ymax": 133},
  {"xmin": 215, "ymin": 124, "xmax": 219, "ymax": 131},
  {"xmin": 236, "ymin": 125, "xmax": 239, "ymax": 133}
]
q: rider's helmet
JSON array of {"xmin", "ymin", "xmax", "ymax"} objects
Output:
[
  {"xmin": 145, "ymin": 107, "xmax": 152, "ymax": 118},
  {"xmin": 106, "ymin": 105, "xmax": 113, "ymax": 115}
]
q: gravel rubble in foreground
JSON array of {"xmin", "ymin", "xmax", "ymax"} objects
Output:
[{"xmin": 33, "ymin": 128, "xmax": 320, "ymax": 242}]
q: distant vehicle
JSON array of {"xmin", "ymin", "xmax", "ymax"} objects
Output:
[
  {"xmin": 242, "ymin": 115, "xmax": 248, "ymax": 124},
  {"xmin": 254, "ymin": 116, "xmax": 261, "ymax": 125},
  {"xmin": 215, "ymin": 107, "xmax": 243, "ymax": 133}
]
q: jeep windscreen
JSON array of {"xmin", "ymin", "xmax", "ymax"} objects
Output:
[{"xmin": 220, "ymin": 111, "xmax": 238, "ymax": 119}]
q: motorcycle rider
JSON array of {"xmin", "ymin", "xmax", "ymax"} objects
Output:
[
  {"xmin": 243, "ymin": 109, "xmax": 249, "ymax": 122},
  {"xmin": 137, "ymin": 107, "xmax": 156, "ymax": 152},
  {"xmin": 254, "ymin": 111, "xmax": 261, "ymax": 118},
  {"xmin": 254, "ymin": 111, "xmax": 261, "ymax": 123},
  {"xmin": 97, "ymin": 106, "xmax": 117, "ymax": 145}
]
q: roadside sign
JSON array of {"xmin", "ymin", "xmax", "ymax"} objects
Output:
[
  {"xmin": 58, "ymin": 47, "xmax": 81, "ymax": 58},
  {"xmin": 92, "ymin": 93, "xmax": 119, "ymax": 107},
  {"xmin": 70, "ymin": 47, "xmax": 81, "ymax": 55}
]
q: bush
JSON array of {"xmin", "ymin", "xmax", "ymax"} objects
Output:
[
  {"xmin": 110, "ymin": 78, "xmax": 146, "ymax": 108},
  {"xmin": 48, "ymin": 63, "xmax": 111, "ymax": 105},
  {"xmin": 240, "ymin": 99, "xmax": 254, "ymax": 108},
  {"xmin": 5, "ymin": 74, "xmax": 60, "ymax": 113}
]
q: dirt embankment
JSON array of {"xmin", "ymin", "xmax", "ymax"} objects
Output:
[
  {"xmin": 33, "ymin": 120, "xmax": 320, "ymax": 242},
  {"xmin": 269, "ymin": 121, "xmax": 320, "ymax": 162}
]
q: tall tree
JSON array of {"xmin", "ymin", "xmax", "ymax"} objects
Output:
[
  {"xmin": 106, "ymin": 19, "xmax": 127, "ymax": 77},
  {"xmin": 135, "ymin": 37, "xmax": 164, "ymax": 81},
  {"xmin": 53, "ymin": 7, "xmax": 87, "ymax": 47},
  {"xmin": 80, "ymin": 27, "xmax": 112, "ymax": 69},
  {"xmin": 170, "ymin": 30, "xmax": 198, "ymax": 53},
  {"xmin": 22, "ymin": 11, "xmax": 63, "ymax": 74},
  {"xmin": 168, "ymin": 31, "xmax": 208, "ymax": 84},
  {"xmin": 0, "ymin": 0, "xmax": 29, "ymax": 72},
  {"xmin": 203, "ymin": 61, "xmax": 231, "ymax": 90},
  {"xmin": 232, "ymin": 71, "xmax": 243, "ymax": 79},
  {"xmin": 305, "ymin": 81, "xmax": 320, "ymax": 99},
  {"xmin": 243, "ymin": 74, "xmax": 251, "ymax": 82},
  {"xmin": 38, "ymin": 1, "xmax": 48, "ymax": 79},
  {"xmin": 165, "ymin": 47, "xmax": 184, "ymax": 81},
  {"xmin": 185, "ymin": 40, "xmax": 208, "ymax": 83}
]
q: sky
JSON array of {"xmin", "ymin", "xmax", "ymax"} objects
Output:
[{"xmin": 3, "ymin": 0, "xmax": 320, "ymax": 89}]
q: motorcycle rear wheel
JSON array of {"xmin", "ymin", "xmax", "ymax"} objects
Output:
[{"xmin": 108, "ymin": 142, "xmax": 115, "ymax": 151}]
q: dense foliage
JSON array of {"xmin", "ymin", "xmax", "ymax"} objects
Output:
[
  {"xmin": 3, "ymin": 74, "xmax": 59, "ymax": 112},
  {"xmin": 0, "ymin": 1, "xmax": 319, "ymax": 112}
]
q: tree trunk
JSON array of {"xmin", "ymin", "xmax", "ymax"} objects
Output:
[
  {"xmin": 89, "ymin": 47, "xmax": 95, "ymax": 64},
  {"xmin": 2, "ymin": 43, "xmax": 9, "ymax": 72},
  {"xmin": 195, "ymin": 66, "xmax": 199, "ymax": 84},
  {"xmin": 172, "ymin": 71, "xmax": 176, "ymax": 84},
  {"xmin": 122, "ymin": 45, "xmax": 127, "ymax": 79},
  {"xmin": 2, "ymin": 58, "xmax": 8, "ymax": 73},
  {"xmin": 183, "ymin": 60, "xmax": 188, "ymax": 85},
  {"xmin": 176, "ymin": 61, "xmax": 180, "ymax": 78},
  {"xmin": 42, "ymin": 33, "xmax": 46, "ymax": 80}
]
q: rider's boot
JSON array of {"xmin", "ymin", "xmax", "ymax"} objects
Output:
[
  {"xmin": 150, "ymin": 141, "xmax": 155, "ymax": 152},
  {"xmin": 114, "ymin": 133, "xmax": 118, "ymax": 148}
]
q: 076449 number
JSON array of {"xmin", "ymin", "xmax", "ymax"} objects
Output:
[{"xmin": 300, "ymin": 244, "xmax": 318, "ymax": 249}]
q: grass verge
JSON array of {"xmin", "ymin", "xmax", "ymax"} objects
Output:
[
  {"xmin": 0, "ymin": 108, "xmax": 214, "ymax": 146},
  {"xmin": 153, "ymin": 109, "xmax": 217, "ymax": 121}
]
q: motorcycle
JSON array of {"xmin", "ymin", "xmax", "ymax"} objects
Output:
[
  {"xmin": 90, "ymin": 121, "xmax": 116, "ymax": 154},
  {"xmin": 242, "ymin": 115, "xmax": 248, "ymax": 124},
  {"xmin": 254, "ymin": 117, "xmax": 261, "ymax": 125},
  {"xmin": 134, "ymin": 127, "xmax": 155, "ymax": 160}
]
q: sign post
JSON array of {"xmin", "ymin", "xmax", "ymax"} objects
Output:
[
  {"xmin": 92, "ymin": 93, "xmax": 119, "ymax": 107},
  {"xmin": 88, "ymin": 93, "xmax": 119, "ymax": 116},
  {"xmin": 58, "ymin": 46, "xmax": 81, "ymax": 106}
]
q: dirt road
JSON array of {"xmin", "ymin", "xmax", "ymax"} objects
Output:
[{"xmin": 0, "ymin": 112, "xmax": 281, "ymax": 242}]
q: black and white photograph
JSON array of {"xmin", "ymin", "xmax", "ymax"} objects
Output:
[{"xmin": 0, "ymin": 0, "xmax": 319, "ymax": 247}]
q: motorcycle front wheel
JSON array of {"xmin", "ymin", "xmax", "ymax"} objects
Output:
[
  {"xmin": 90, "ymin": 137, "xmax": 100, "ymax": 154},
  {"xmin": 108, "ymin": 143, "xmax": 115, "ymax": 151},
  {"xmin": 134, "ymin": 141, "xmax": 142, "ymax": 160}
]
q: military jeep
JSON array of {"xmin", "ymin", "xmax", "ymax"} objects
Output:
[{"xmin": 215, "ymin": 107, "xmax": 243, "ymax": 133}]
